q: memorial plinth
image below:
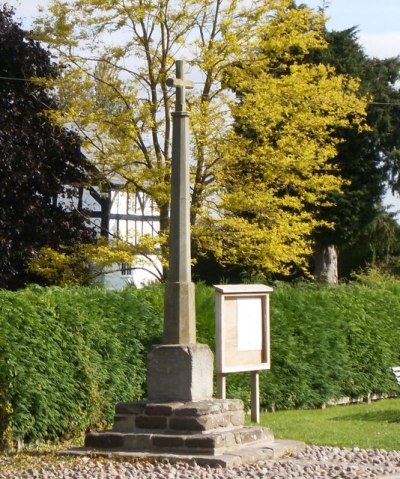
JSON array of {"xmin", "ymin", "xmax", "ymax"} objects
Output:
[
  {"xmin": 147, "ymin": 344, "xmax": 213, "ymax": 402},
  {"xmin": 73, "ymin": 398, "xmax": 303, "ymax": 467}
]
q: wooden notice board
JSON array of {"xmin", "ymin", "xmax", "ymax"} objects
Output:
[{"xmin": 214, "ymin": 284, "xmax": 272, "ymax": 374}]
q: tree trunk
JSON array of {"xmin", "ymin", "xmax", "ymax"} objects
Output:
[{"xmin": 314, "ymin": 244, "xmax": 338, "ymax": 284}]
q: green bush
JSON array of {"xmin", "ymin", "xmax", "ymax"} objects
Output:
[
  {"xmin": 0, "ymin": 285, "xmax": 162, "ymax": 448},
  {"xmin": 1, "ymin": 279, "xmax": 400, "ymax": 447},
  {"xmin": 193, "ymin": 281, "xmax": 400, "ymax": 410}
]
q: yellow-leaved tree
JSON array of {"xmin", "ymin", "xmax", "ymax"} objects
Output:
[{"xmin": 33, "ymin": 0, "xmax": 368, "ymax": 279}]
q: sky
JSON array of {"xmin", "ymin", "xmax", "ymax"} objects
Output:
[
  {"xmin": 11, "ymin": 0, "xmax": 400, "ymax": 211},
  {"xmin": 12, "ymin": 0, "xmax": 400, "ymax": 57},
  {"xmin": 304, "ymin": 0, "xmax": 400, "ymax": 59}
]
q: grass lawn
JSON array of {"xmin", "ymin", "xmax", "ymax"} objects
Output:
[{"xmin": 253, "ymin": 398, "xmax": 400, "ymax": 451}]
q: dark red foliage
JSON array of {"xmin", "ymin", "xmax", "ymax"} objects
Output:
[{"xmin": 0, "ymin": 5, "xmax": 95, "ymax": 289}]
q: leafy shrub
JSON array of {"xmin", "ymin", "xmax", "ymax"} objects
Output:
[
  {"xmin": 0, "ymin": 286, "xmax": 162, "ymax": 448},
  {"xmin": 1, "ymin": 279, "xmax": 400, "ymax": 447},
  {"xmin": 193, "ymin": 281, "xmax": 400, "ymax": 410}
]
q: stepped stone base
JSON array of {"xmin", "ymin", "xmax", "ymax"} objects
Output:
[
  {"xmin": 61, "ymin": 399, "xmax": 305, "ymax": 467},
  {"xmin": 112, "ymin": 398, "xmax": 245, "ymax": 433},
  {"xmin": 62, "ymin": 439, "xmax": 304, "ymax": 467}
]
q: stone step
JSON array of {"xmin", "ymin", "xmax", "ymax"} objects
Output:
[
  {"xmin": 61, "ymin": 438, "xmax": 306, "ymax": 467},
  {"xmin": 67, "ymin": 398, "xmax": 304, "ymax": 467},
  {"xmin": 85, "ymin": 426, "xmax": 274, "ymax": 455},
  {"xmin": 113, "ymin": 399, "xmax": 245, "ymax": 433},
  {"xmin": 115, "ymin": 399, "xmax": 244, "ymax": 417}
]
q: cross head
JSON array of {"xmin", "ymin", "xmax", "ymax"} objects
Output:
[{"xmin": 166, "ymin": 60, "xmax": 194, "ymax": 112}]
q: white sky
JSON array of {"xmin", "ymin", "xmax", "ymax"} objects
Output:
[
  {"xmin": 304, "ymin": 0, "xmax": 400, "ymax": 59},
  {"xmin": 11, "ymin": 0, "xmax": 400, "ymax": 211},
  {"xmin": 12, "ymin": 0, "xmax": 400, "ymax": 52}
]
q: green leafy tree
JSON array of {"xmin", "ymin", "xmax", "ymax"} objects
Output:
[
  {"xmin": 0, "ymin": 5, "xmax": 96, "ymax": 289},
  {"xmin": 223, "ymin": 20, "xmax": 400, "ymax": 282},
  {"xmin": 307, "ymin": 27, "xmax": 400, "ymax": 281},
  {"xmin": 342, "ymin": 207, "xmax": 400, "ymax": 278}
]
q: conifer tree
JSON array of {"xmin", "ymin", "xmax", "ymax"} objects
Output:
[{"xmin": 307, "ymin": 27, "xmax": 400, "ymax": 280}]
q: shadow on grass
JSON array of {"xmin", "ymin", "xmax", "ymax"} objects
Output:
[{"xmin": 330, "ymin": 410, "xmax": 400, "ymax": 423}]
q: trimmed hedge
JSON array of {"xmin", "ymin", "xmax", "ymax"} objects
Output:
[
  {"xmin": 0, "ymin": 285, "xmax": 162, "ymax": 448},
  {"xmin": 1, "ymin": 280, "xmax": 400, "ymax": 447},
  {"xmin": 195, "ymin": 281, "xmax": 400, "ymax": 409}
]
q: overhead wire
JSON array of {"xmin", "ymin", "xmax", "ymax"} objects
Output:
[{"xmin": 0, "ymin": 75, "xmax": 400, "ymax": 106}]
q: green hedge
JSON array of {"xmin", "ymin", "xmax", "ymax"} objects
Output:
[
  {"xmin": 0, "ymin": 285, "xmax": 163, "ymax": 448},
  {"xmin": 196, "ymin": 282, "xmax": 400, "ymax": 409},
  {"xmin": 1, "ymin": 280, "xmax": 400, "ymax": 448}
]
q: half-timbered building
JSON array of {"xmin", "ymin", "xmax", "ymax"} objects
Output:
[{"xmin": 67, "ymin": 171, "xmax": 162, "ymax": 288}]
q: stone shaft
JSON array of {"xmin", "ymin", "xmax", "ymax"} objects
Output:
[
  {"xmin": 164, "ymin": 281, "xmax": 195, "ymax": 344},
  {"xmin": 164, "ymin": 60, "xmax": 195, "ymax": 344}
]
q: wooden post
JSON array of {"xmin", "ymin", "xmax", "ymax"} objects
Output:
[
  {"xmin": 217, "ymin": 373, "xmax": 226, "ymax": 399},
  {"xmin": 251, "ymin": 371, "xmax": 260, "ymax": 423}
]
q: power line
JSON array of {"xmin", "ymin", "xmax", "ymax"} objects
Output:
[
  {"xmin": 0, "ymin": 75, "xmax": 41, "ymax": 81},
  {"xmin": 0, "ymin": 75, "xmax": 399, "ymax": 106},
  {"xmin": 369, "ymin": 101, "xmax": 400, "ymax": 106}
]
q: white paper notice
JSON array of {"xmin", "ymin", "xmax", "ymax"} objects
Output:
[{"xmin": 236, "ymin": 297, "xmax": 262, "ymax": 351}]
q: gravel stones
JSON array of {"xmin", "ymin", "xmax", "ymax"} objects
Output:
[{"xmin": 1, "ymin": 446, "xmax": 400, "ymax": 478}]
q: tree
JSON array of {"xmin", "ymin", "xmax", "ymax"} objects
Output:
[
  {"xmin": 306, "ymin": 27, "xmax": 400, "ymax": 281},
  {"xmin": 34, "ymin": 0, "xmax": 367, "ymax": 277},
  {"xmin": 0, "ymin": 5, "xmax": 96, "ymax": 289},
  {"xmin": 29, "ymin": 236, "xmax": 161, "ymax": 286},
  {"xmin": 341, "ymin": 207, "xmax": 400, "ymax": 278},
  {"xmin": 199, "ymin": 60, "xmax": 367, "ymax": 275}
]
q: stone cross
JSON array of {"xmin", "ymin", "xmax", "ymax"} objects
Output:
[
  {"xmin": 164, "ymin": 60, "xmax": 196, "ymax": 344},
  {"xmin": 166, "ymin": 61, "xmax": 194, "ymax": 112}
]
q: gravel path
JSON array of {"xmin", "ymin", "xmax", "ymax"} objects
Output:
[{"xmin": 1, "ymin": 446, "xmax": 400, "ymax": 478}]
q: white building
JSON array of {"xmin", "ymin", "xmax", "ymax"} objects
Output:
[{"xmin": 71, "ymin": 172, "xmax": 162, "ymax": 288}]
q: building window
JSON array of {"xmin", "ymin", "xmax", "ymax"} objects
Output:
[{"xmin": 120, "ymin": 263, "xmax": 134, "ymax": 276}]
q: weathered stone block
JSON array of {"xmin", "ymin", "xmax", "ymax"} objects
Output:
[
  {"xmin": 85, "ymin": 432, "xmax": 124, "ymax": 449},
  {"xmin": 145, "ymin": 403, "xmax": 180, "ymax": 416},
  {"xmin": 223, "ymin": 431, "xmax": 237, "ymax": 448},
  {"xmin": 135, "ymin": 415, "xmax": 168, "ymax": 429},
  {"xmin": 113, "ymin": 414, "xmax": 136, "ymax": 432},
  {"xmin": 170, "ymin": 412, "xmax": 235, "ymax": 432},
  {"xmin": 215, "ymin": 413, "xmax": 231, "ymax": 428},
  {"xmin": 115, "ymin": 401, "xmax": 147, "ymax": 415},
  {"xmin": 123, "ymin": 433, "xmax": 152, "ymax": 450},
  {"xmin": 152, "ymin": 435, "xmax": 185, "ymax": 448},
  {"xmin": 235, "ymin": 427, "xmax": 265, "ymax": 445},
  {"xmin": 185, "ymin": 435, "xmax": 224, "ymax": 449},
  {"xmin": 147, "ymin": 344, "xmax": 213, "ymax": 402},
  {"xmin": 221, "ymin": 399, "xmax": 244, "ymax": 412},
  {"xmin": 169, "ymin": 416, "xmax": 206, "ymax": 431},
  {"xmin": 230, "ymin": 411, "xmax": 245, "ymax": 427},
  {"xmin": 174, "ymin": 400, "xmax": 222, "ymax": 417},
  {"xmin": 261, "ymin": 427, "xmax": 275, "ymax": 443}
]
